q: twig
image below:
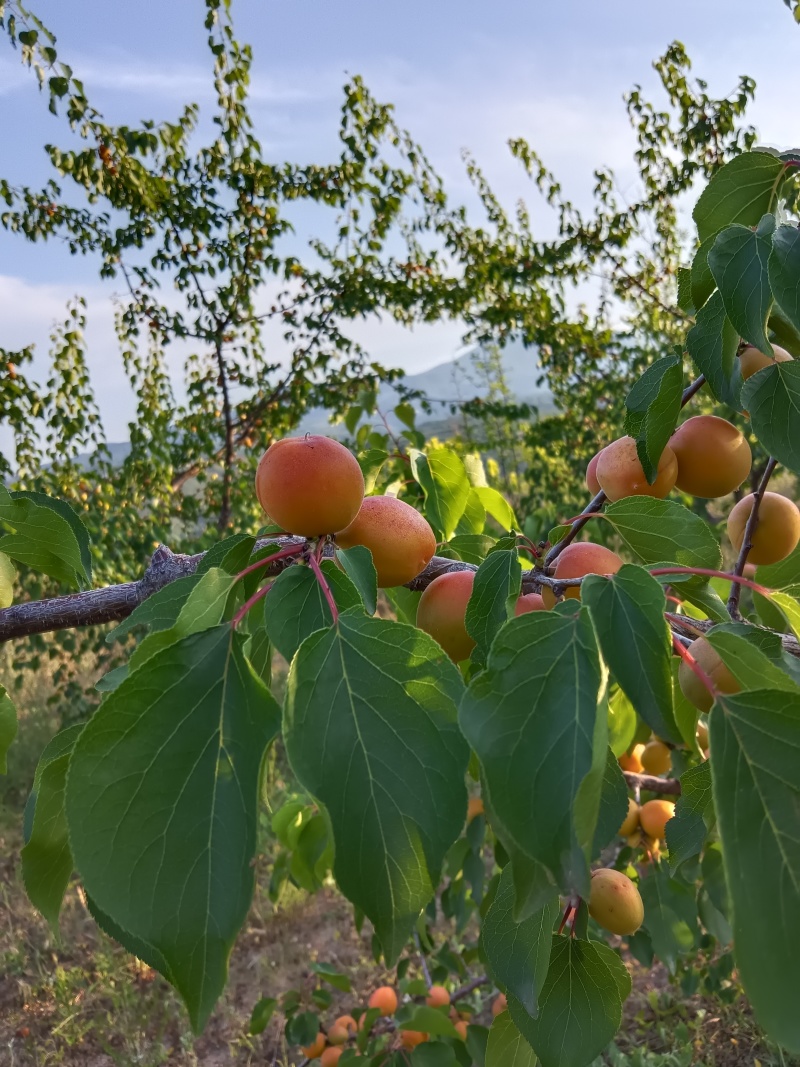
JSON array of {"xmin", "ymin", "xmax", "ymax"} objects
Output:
[
  {"xmin": 414, "ymin": 932, "xmax": 433, "ymax": 990},
  {"xmin": 727, "ymin": 458, "xmax": 777, "ymax": 619},
  {"xmin": 622, "ymin": 770, "xmax": 681, "ymax": 796},
  {"xmin": 680, "ymin": 373, "xmax": 706, "ymax": 405},
  {"xmin": 450, "ymin": 974, "xmax": 490, "ymax": 1002}
]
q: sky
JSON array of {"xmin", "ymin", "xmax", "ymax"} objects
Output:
[{"xmin": 0, "ymin": 0, "xmax": 797, "ymax": 441}]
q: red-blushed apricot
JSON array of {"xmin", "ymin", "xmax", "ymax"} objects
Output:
[
  {"xmin": 336, "ymin": 495, "xmax": 436, "ymax": 588},
  {"xmin": 515, "ymin": 592, "xmax": 546, "ymax": 615},
  {"xmin": 619, "ymin": 797, "xmax": 640, "ymax": 837},
  {"xmin": 639, "ymin": 799, "xmax": 675, "ymax": 841},
  {"xmin": 454, "ymin": 1021, "xmax": 468, "ymax": 1040},
  {"xmin": 255, "ymin": 435, "xmax": 364, "ymax": 537},
  {"xmin": 368, "ymin": 986, "xmax": 398, "ymax": 1016},
  {"xmin": 492, "ymin": 993, "xmax": 508, "ymax": 1016},
  {"xmin": 586, "ymin": 449, "xmax": 605, "ymax": 495},
  {"xmin": 696, "ymin": 720, "xmax": 709, "ymax": 751},
  {"xmin": 333, "ymin": 1015, "xmax": 357, "ymax": 1036},
  {"xmin": 321, "ymin": 1048, "xmax": 343, "ymax": 1067},
  {"xmin": 596, "ymin": 436, "xmax": 678, "ymax": 502},
  {"xmin": 678, "ymin": 636, "xmax": 740, "ymax": 713},
  {"xmin": 739, "ymin": 343, "xmax": 793, "ymax": 380},
  {"xmin": 669, "ymin": 416, "xmax": 752, "ymax": 498},
  {"xmin": 541, "ymin": 542, "xmax": 623, "ymax": 608},
  {"xmin": 327, "ymin": 1025, "xmax": 350, "ymax": 1046},
  {"xmin": 727, "ymin": 491, "xmax": 800, "ymax": 566},
  {"xmin": 399, "ymin": 1030, "xmax": 428, "ymax": 1049},
  {"xmin": 417, "ymin": 570, "xmax": 476, "ymax": 662},
  {"xmin": 467, "ymin": 796, "xmax": 484, "ymax": 821},
  {"xmin": 588, "ymin": 868, "xmax": 644, "ymax": 935},
  {"xmin": 641, "ymin": 739, "xmax": 671, "ymax": 776},
  {"xmin": 302, "ymin": 1033, "xmax": 327, "ymax": 1059},
  {"xmin": 618, "ymin": 743, "xmax": 645, "ymax": 774},
  {"xmin": 426, "ymin": 985, "xmax": 450, "ymax": 1008}
]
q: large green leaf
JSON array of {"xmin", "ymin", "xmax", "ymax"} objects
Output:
[
  {"xmin": 485, "ymin": 1012, "xmax": 537, "ymax": 1067},
  {"xmin": 708, "ymin": 216, "xmax": 775, "ymax": 356},
  {"xmin": 474, "ymin": 487, "xmax": 517, "ymax": 532},
  {"xmin": 465, "ymin": 549, "xmax": 521, "ymax": 668},
  {"xmin": 409, "ymin": 447, "xmax": 470, "ymax": 540},
  {"xmin": 742, "ymin": 361, "xmax": 800, "ymax": 476},
  {"xmin": 10, "ymin": 490, "xmax": 93, "ymax": 585},
  {"xmin": 769, "ymin": 223, "xmax": 800, "ymax": 332},
  {"xmin": 692, "ymin": 151, "xmax": 788, "ymax": 242},
  {"xmin": 592, "ymin": 749, "xmax": 629, "ymax": 856},
  {"xmin": 0, "ymin": 682, "xmax": 17, "ymax": 773},
  {"xmin": 640, "ymin": 862, "xmax": 698, "ymax": 971},
  {"xmin": 604, "ymin": 498, "xmax": 722, "ymax": 570},
  {"xmin": 684, "ymin": 290, "xmax": 743, "ymax": 409},
  {"xmin": 756, "ymin": 544, "xmax": 800, "ymax": 595},
  {"xmin": 337, "ymin": 545, "xmax": 378, "ymax": 614},
  {"xmin": 623, "ymin": 356, "xmax": 683, "ymax": 484},
  {"xmin": 0, "ymin": 550, "xmax": 14, "ymax": 607},
  {"xmin": 607, "ymin": 687, "xmax": 637, "ymax": 757},
  {"xmin": 66, "ymin": 626, "xmax": 280, "ymax": 1032},
  {"xmin": 508, "ymin": 936, "xmax": 630, "ymax": 1067},
  {"xmin": 106, "ymin": 574, "xmax": 203, "ymax": 643},
  {"xmin": 284, "ymin": 615, "xmax": 468, "ymax": 963},
  {"xmin": 705, "ymin": 624, "xmax": 800, "ymax": 691},
  {"xmin": 665, "ymin": 762, "xmax": 713, "ymax": 871},
  {"xmin": 196, "ymin": 534, "xmax": 256, "ymax": 576},
  {"xmin": 0, "ymin": 484, "xmax": 89, "ymax": 587},
  {"xmin": 583, "ymin": 566, "xmax": 680, "ymax": 744},
  {"xmin": 710, "ymin": 689, "xmax": 800, "ymax": 1051},
  {"xmin": 481, "ymin": 864, "xmax": 558, "ymax": 1017},
  {"xmin": 460, "ymin": 609, "xmax": 605, "ymax": 897},
  {"xmin": 21, "ymin": 723, "xmax": 84, "ymax": 929},
  {"xmin": 263, "ymin": 562, "xmax": 363, "ymax": 661},
  {"xmin": 690, "ymin": 234, "xmax": 718, "ymax": 312}
]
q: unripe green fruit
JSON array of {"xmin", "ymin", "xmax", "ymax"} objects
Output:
[{"xmin": 588, "ymin": 868, "xmax": 644, "ymax": 935}]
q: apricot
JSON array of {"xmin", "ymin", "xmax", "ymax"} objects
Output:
[
  {"xmin": 727, "ymin": 492, "xmax": 800, "ymax": 566},
  {"xmin": 255, "ymin": 435, "xmax": 364, "ymax": 537},
  {"xmin": 596, "ymin": 436, "xmax": 678, "ymax": 502},
  {"xmin": 696, "ymin": 720, "xmax": 709, "ymax": 751},
  {"xmin": 454, "ymin": 1020, "xmax": 468, "ymax": 1040},
  {"xmin": 321, "ymin": 1048, "xmax": 343, "ymax": 1067},
  {"xmin": 618, "ymin": 743, "xmax": 645, "ymax": 774},
  {"xmin": 678, "ymin": 636, "xmax": 741, "ymax": 713},
  {"xmin": 639, "ymin": 799, "xmax": 675, "ymax": 841},
  {"xmin": 368, "ymin": 986, "xmax": 398, "ymax": 1016},
  {"xmin": 588, "ymin": 868, "xmax": 644, "ymax": 936},
  {"xmin": 739, "ymin": 343, "xmax": 793, "ymax": 380},
  {"xmin": 416, "ymin": 570, "xmax": 476, "ymax": 662},
  {"xmin": 541, "ymin": 542, "xmax": 624, "ymax": 608},
  {"xmin": 515, "ymin": 592, "xmax": 546, "ymax": 615},
  {"xmin": 327, "ymin": 1025, "xmax": 350, "ymax": 1046},
  {"xmin": 669, "ymin": 415, "xmax": 751, "ymax": 498},
  {"xmin": 333, "ymin": 1015, "xmax": 357, "ymax": 1035},
  {"xmin": 336, "ymin": 495, "xmax": 436, "ymax": 588},
  {"xmin": 399, "ymin": 1030, "xmax": 428, "ymax": 1049},
  {"xmin": 467, "ymin": 796, "xmax": 484, "ymax": 821},
  {"xmin": 492, "ymin": 993, "xmax": 508, "ymax": 1016},
  {"xmin": 426, "ymin": 985, "xmax": 450, "ymax": 1009},
  {"xmin": 641, "ymin": 740, "xmax": 671, "ymax": 776},
  {"xmin": 302, "ymin": 1033, "xmax": 327, "ymax": 1059},
  {"xmin": 619, "ymin": 797, "xmax": 640, "ymax": 837},
  {"xmin": 586, "ymin": 448, "xmax": 605, "ymax": 495}
]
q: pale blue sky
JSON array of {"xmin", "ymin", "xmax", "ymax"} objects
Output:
[{"xmin": 0, "ymin": 0, "xmax": 796, "ymax": 436}]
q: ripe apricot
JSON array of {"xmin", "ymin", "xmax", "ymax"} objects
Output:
[
  {"xmin": 302, "ymin": 1033, "xmax": 327, "ymax": 1059},
  {"xmin": 696, "ymin": 720, "xmax": 709, "ymax": 751},
  {"xmin": 739, "ymin": 343, "xmax": 793, "ymax": 380},
  {"xmin": 321, "ymin": 1048, "xmax": 343, "ymax": 1067},
  {"xmin": 588, "ymin": 868, "xmax": 644, "ymax": 935},
  {"xmin": 596, "ymin": 436, "xmax": 678, "ymax": 502},
  {"xmin": 426, "ymin": 985, "xmax": 450, "ymax": 1009},
  {"xmin": 678, "ymin": 636, "xmax": 740, "ymax": 713},
  {"xmin": 586, "ymin": 448, "xmax": 605, "ymax": 495},
  {"xmin": 619, "ymin": 797, "xmax": 640, "ymax": 837},
  {"xmin": 327, "ymin": 1025, "xmax": 350, "ymax": 1046},
  {"xmin": 467, "ymin": 796, "xmax": 484, "ymax": 821},
  {"xmin": 417, "ymin": 570, "xmax": 476, "ymax": 662},
  {"xmin": 618, "ymin": 743, "xmax": 645, "ymax": 774},
  {"xmin": 492, "ymin": 993, "xmax": 508, "ymax": 1016},
  {"xmin": 515, "ymin": 591, "xmax": 546, "ymax": 615},
  {"xmin": 727, "ymin": 491, "xmax": 800, "ymax": 566},
  {"xmin": 541, "ymin": 542, "xmax": 623, "ymax": 608},
  {"xmin": 368, "ymin": 986, "xmax": 398, "ymax": 1016},
  {"xmin": 454, "ymin": 1020, "xmax": 468, "ymax": 1040},
  {"xmin": 639, "ymin": 799, "xmax": 675, "ymax": 840},
  {"xmin": 333, "ymin": 1015, "xmax": 357, "ymax": 1035},
  {"xmin": 255, "ymin": 435, "xmax": 364, "ymax": 537},
  {"xmin": 399, "ymin": 1030, "xmax": 428, "ymax": 1049},
  {"xmin": 669, "ymin": 416, "xmax": 751, "ymax": 498},
  {"xmin": 641, "ymin": 740, "xmax": 671, "ymax": 776},
  {"xmin": 336, "ymin": 495, "xmax": 436, "ymax": 588}
]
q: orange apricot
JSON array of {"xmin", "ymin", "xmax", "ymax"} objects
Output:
[
  {"xmin": 541, "ymin": 542, "xmax": 623, "ymax": 608},
  {"xmin": 586, "ymin": 448, "xmax": 605, "ymax": 495},
  {"xmin": 336, "ymin": 495, "xmax": 436, "ymax": 588},
  {"xmin": 255, "ymin": 435, "xmax": 364, "ymax": 537},
  {"xmin": 320, "ymin": 1048, "xmax": 343, "ymax": 1067},
  {"xmin": 596, "ymin": 436, "xmax": 678, "ymax": 502},
  {"xmin": 492, "ymin": 993, "xmax": 508, "ymax": 1016},
  {"xmin": 641, "ymin": 740, "xmax": 671, "ymax": 776},
  {"xmin": 619, "ymin": 797, "xmax": 640, "ymax": 837},
  {"xmin": 618, "ymin": 743, "xmax": 645, "ymax": 774},
  {"xmin": 426, "ymin": 985, "xmax": 450, "ymax": 1009},
  {"xmin": 467, "ymin": 796, "xmax": 484, "ymax": 821},
  {"xmin": 333, "ymin": 1015, "xmax": 357, "ymax": 1036},
  {"xmin": 302, "ymin": 1033, "xmax": 327, "ymax": 1059},
  {"xmin": 417, "ymin": 570, "xmax": 476, "ymax": 662},
  {"xmin": 739, "ymin": 343, "xmax": 793, "ymax": 380},
  {"xmin": 669, "ymin": 415, "xmax": 751, "ymax": 498},
  {"xmin": 639, "ymin": 799, "xmax": 675, "ymax": 841},
  {"xmin": 678, "ymin": 636, "xmax": 740, "ymax": 713},
  {"xmin": 454, "ymin": 1020, "xmax": 468, "ymax": 1040},
  {"xmin": 727, "ymin": 491, "xmax": 800, "ymax": 566},
  {"xmin": 327, "ymin": 1025, "xmax": 350, "ymax": 1046},
  {"xmin": 399, "ymin": 1030, "xmax": 428, "ymax": 1049},
  {"xmin": 368, "ymin": 986, "xmax": 398, "ymax": 1017},
  {"xmin": 515, "ymin": 592, "xmax": 546, "ymax": 615},
  {"xmin": 588, "ymin": 868, "xmax": 644, "ymax": 935},
  {"xmin": 696, "ymin": 720, "xmax": 709, "ymax": 751}
]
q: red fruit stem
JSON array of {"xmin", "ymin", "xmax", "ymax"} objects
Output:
[
  {"xmin": 671, "ymin": 634, "xmax": 716, "ymax": 701},
  {"xmin": 557, "ymin": 902, "xmax": 574, "ymax": 936},
  {"xmin": 308, "ymin": 552, "xmax": 339, "ymax": 625},
  {"xmin": 649, "ymin": 566, "xmax": 771, "ymax": 597},
  {"xmin": 235, "ymin": 541, "xmax": 306, "ymax": 583},
  {"xmin": 231, "ymin": 579, "xmax": 275, "ymax": 630},
  {"xmin": 726, "ymin": 457, "xmax": 778, "ymax": 619}
]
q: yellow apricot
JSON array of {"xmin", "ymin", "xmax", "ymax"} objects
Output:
[
  {"xmin": 333, "ymin": 1015, "xmax": 357, "ymax": 1036},
  {"xmin": 586, "ymin": 448, "xmax": 605, "ymax": 495},
  {"xmin": 454, "ymin": 1020, "xmax": 468, "ymax": 1040},
  {"xmin": 327, "ymin": 1025, "xmax": 350, "ymax": 1046},
  {"xmin": 255, "ymin": 435, "xmax": 364, "ymax": 537},
  {"xmin": 588, "ymin": 868, "xmax": 644, "ymax": 935},
  {"xmin": 696, "ymin": 720, "xmax": 709, "ymax": 751},
  {"xmin": 641, "ymin": 740, "xmax": 671, "ymax": 776},
  {"xmin": 336, "ymin": 495, "xmax": 436, "ymax": 588},
  {"xmin": 727, "ymin": 491, "xmax": 800, "ymax": 566},
  {"xmin": 426, "ymin": 985, "xmax": 450, "ymax": 1009},
  {"xmin": 739, "ymin": 343, "xmax": 793, "ymax": 380},
  {"xmin": 368, "ymin": 986, "xmax": 398, "ymax": 1016},
  {"xmin": 467, "ymin": 796, "xmax": 484, "ymax": 821},
  {"xmin": 399, "ymin": 1030, "xmax": 428, "ymax": 1049},
  {"xmin": 491, "ymin": 993, "xmax": 508, "ymax": 1016},
  {"xmin": 596, "ymin": 436, "xmax": 678, "ymax": 502},
  {"xmin": 302, "ymin": 1033, "xmax": 327, "ymax": 1059},
  {"xmin": 618, "ymin": 743, "xmax": 645, "ymax": 774},
  {"xmin": 321, "ymin": 1048, "xmax": 343, "ymax": 1067},
  {"xmin": 619, "ymin": 797, "xmax": 640, "ymax": 837},
  {"xmin": 678, "ymin": 636, "xmax": 741, "ymax": 713},
  {"xmin": 417, "ymin": 570, "xmax": 476, "ymax": 662},
  {"xmin": 669, "ymin": 416, "xmax": 751, "ymax": 498},
  {"xmin": 639, "ymin": 799, "xmax": 675, "ymax": 841},
  {"xmin": 541, "ymin": 542, "xmax": 623, "ymax": 608},
  {"xmin": 515, "ymin": 592, "xmax": 546, "ymax": 615}
]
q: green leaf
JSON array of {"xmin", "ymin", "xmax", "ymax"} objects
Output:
[
  {"xmin": 21, "ymin": 723, "xmax": 84, "ymax": 930},
  {"xmin": 441, "ymin": 534, "xmax": 496, "ymax": 565},
  {"xmin": 756, "ymin": 544, "xmax": 800, "ymax": 595},
  {"xmin": 768, "ymin": 304, "xmax": 800, "ymax": 358},
  {"xmin": 455, "ymin": 488, "xmax": 487, "ymax": 536},
  {"xmin": 481, "ymin": 864, "xmax": 558, "ymax": 1017},
  {"xmin": 264, "ymin": 562, "xmax": 362, "ymax": 662},
  {"xmin": 66, "ymin": 626, "xmax": 281, "ymax": 1032},
  {"xmin": 710, "ymin": 689, "xmax": 800, "ymax": 1051},
  {"xmin": 690, "ymin": 234, "xmax": 718, "ymax": 312},
  {"xmin": 742, "ymin": 362, "xmax": 800, "ymax": 477},
  {"xmin": 0, "ymin": 550, "xmax": 14, "ymax": 608},
  {"xmin": 665, "ymin": 762, "xmax": 713, "ymax": 870},
  {"xmin": 411, "ymin": 1043, "xmax": 458, "ymax": 1067},
  {"xmin": 311, "ymin": 961, "xmax": 352, "ymax": 992},
  {"xmin": 583, "ymin": 566, "xmax": 680, "ymax": 744},
  {"xmin": 396, "ymin": 1005, "xmax": 460, "ymax": 1038},
  {"xmin": 86, "ymin": 894, "xmax": 175, "ymax": 982},
  {"xmin": 508, "ymin": 936, "xmax": 629, "ymax": 1067},
  {"xmin": 284, "ymin": 615, "xmax": 468, "ymax": 963},
  {"xmin": 11, "ymin": 490, "xmax": 92, "ymax": 585},
  {"xmin": 604, "ymin": 498, "xmax": 722, "ymax": 569},
  {"xmin": 196, "ymin": 534, "xmax": 256, "ymax": 576},
  {"xmin": 106, "ymin": 574, "xmax": 202, "ymax": 643},
  {"xmin": 465, "ymin": 550, "xmax": 521, "ymax": 668},
  {"xmin": 769, "ymin": 223, "xmax": 800, "ymax": 332},
  {"xmin": 685, "ymin": 290, "xmax": 743, "ymax": 408},
  {"xmin": 395, "ymin": 402, "xmax": 417, "ymax": 430},
  {"xmin": 771, "ymin": 591, "xmax": 800, "ymax": 640},
  {"xmin": 485, "ymin": 1011, "xmax": 537, "ymax": 1067},
  {"xmin": 337, "ymin": 544, "xmax": 378, "ymax": 613},
  {"xmin": 607, "ymin": 687, "xmax": 637, "ymax": 757},
  {"xmin": 0, "ymin": 484, "xmax": 89, "ymax": 587},
  {"xmin": 409, "ymin": 448, "xmax": 471, "ymax": 540},
  {"xmin": 504, "ymin": 845, "xmax": 560, "ymax": 923},
  {"xmin": 249, "ymin": 996, "xmax": 278, "ymax": 1035},
  {"xmin": 640, "ymin": 862, "xmax": 698, "ymax": 971},
  {"xmin": 592, "ymin": 749, "xmax": 629, "ymax": 856},
  {"xmin": 677, "ymin": 265, "xmax": 695, "ymax": 315},
  {"xmin": 623, "ymin": 357, "xmax": 683, "ymax": 483},
  {"xmin": 705, "ymin": 623, "xmax": 800, "ymax": 691},
  {"xmin": 460, "ymin": 609, "xmax": 605, "ymax": 897},
  {"xmin": 671, "ymin": 661, "xmax": 701, "ymax": 749},
  {"xmin": 708, "ymin": 216, "xmax": 775, "ymax": 355},
  {"xmin": 693, "ymin": 151, "xmax": 788, "ymax": 242},
  {"xmin": 0, "ymin": 683, "xmax": 17, "ymax": 774},
  {"xmin": 474, "ymin": 487, "xmax": 517, "ymax": 532}
]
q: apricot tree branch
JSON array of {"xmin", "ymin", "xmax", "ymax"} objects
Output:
[{"xmin": 727, "ymin": 457, "xmax": 777, "ymax": 619}]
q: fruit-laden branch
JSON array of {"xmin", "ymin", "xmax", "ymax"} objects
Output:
[
  {"xmin": 622, "ymin": 770, "xmax": 681, "ymax": 796},
  {"xmin": 727, "ymin": 457, "xmax": 778, "ymax": 619}
]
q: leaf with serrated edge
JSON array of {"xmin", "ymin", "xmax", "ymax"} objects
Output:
[
  {"xmin": 264, "ymin": 562, "xmax": 362, "ymax": 662},
  {"xmin": 66, "ymin": 626, "xmax": 280, "ymax": 1032},
  {"xmin": 0, "ymin": 683, "xmax": 17, "ymax": 774},
  {"xmin": 708, "ymin": 216, "xmax": 775, "ymax": 355},
  {"xmin": 666, "ymin": 763, "xmax": 713, "ymax": 871},
  {"xmin": 0, "ymin": 485, "xmax": 87, "ymax": 587},
  {"xmin": 284, "ymin": 615, "xmax": 468, "ymax": 963},
  {"xmin": 693, "ymin": 151, "xmax": 787, "ymax": 242},
  {"xmin": 604, "ymin": 498, "xmax": 722, "ymax": 570},
  {"xmin": 591, "ymin": 749, "xmax": 629, "ymax": 856},
  {"xmin": 409, "ymin": 448, "xmax": 470, "ymax": 541},
  {"xmin": 706, "ymin": 624, "xmax": 800, "ymax": 692},
  {"xmin": 742, "ymin": 362, "xmax": 800, "ymax": 478},
  {"xmin": 769, "ymin": 223, "xmax": 800, "ymax": 332},
  {"xmin": 485, "ymin": 1011, "xmax": 537, "ymax": 1067},
  {"xmin": 474, "ymin": 486, "xmax": 517, "ymax": 532},
  {"xmin": 685, "ymin": 290, "xmax": 743, "ymax": 409},
  {"xmin": 336, "ymin": 545, "xmax": 378, "ymax": 613},
  {"xmin": 0, "ymin": 550, "xmax": 14, "ymax": 608},
  {"xmin": 623, "ymin": 357, "xmax": 683, "ymax": 483},
  {"xmin": 640, "ymin": 861, "xmax": 698, "ymax": 971},
  {"xmin": 466, "ymin": 549, "xmax": 521, "ymax": 667},
  {"xmin": 106, "ymin": 574, "xmax": 202, "ymax": 644}
]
